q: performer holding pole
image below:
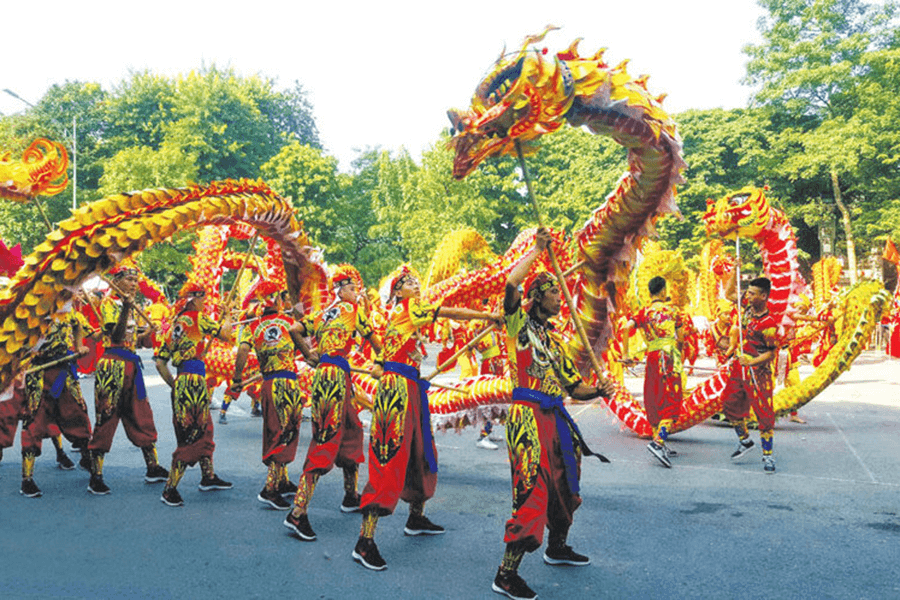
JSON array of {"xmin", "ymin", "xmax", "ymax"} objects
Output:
[
  {"xmin": 492, "ymin": 229, "xmax": 613, "ymax": 600},
  {"xmin": 19, "ymin": 308, "xmax": 93, "ymax": 497},
  {"xmin": 87, "ymin": 263, "xmax": 168, "ymax": 495},
  {"xmin": 621, "ymin": 276, "xmax": 685, "ymax": 468},
  {"xmin": 351, "ymin": 265, "xmax": 498, "ymax": 571},
  {"xmin": 283, "ymin": 265, "xmax": 382, "ymax": 541},
  {"xmin": 154, "ymin": 284, "xmax": 234, "ymax": 507},
  {"xmin": 228, "ymin": 280, "xmax": 317, "ymax": 510},
  {"xmin": 723, "ymin": 276, "xmax": 779, "ymax": 473}
]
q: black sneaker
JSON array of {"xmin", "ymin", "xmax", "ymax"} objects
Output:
[
  {"xmin": 340, "ymin": 491, "xmax": 362, "ymax": 513},
  {"xmin": 763, "ymin": 455, "xmax": 776, "ymax": 474},
  {"xmin": 730, "ymin": 439, "xmax": 755, "ymax": 461},
  {"xmin": 218, "ymin": 412, "xmax": 228, "ymax": 424},
  {"xmin": 145, "ymin": 464, "xmax": 169, "ymax": 483},
  {"xmin": 258, "ymin": 487, "xmax": 291, "ymax": 510},
  {"xmin": 665, "ymin": 444, "xmax": 678, "ymax": 458},
  {"xmin": 250, "ymin": 406, "xmax": 262, "ymax": 418},
  {"xmin": 543, "ymin": 544, "xmax": 591, "ymax": 566},
  {"xmin": 56, "ymin": 452, "xmax": 76, "ymax": 470},
  {"xmin": 20, "ymin": 478, "xmax": 42, "ymax": 498},
  {"xmin": 88, "ymin": 474, "xmax": 111, "ymax": 495},
  {"xmin": 403, "ymin": 514, "xmax": 445, "ymax": 536},
  {"xmin": 277, "ymin": 479, "xmax": 298, "ymax": 497},
  {"xmin": 198, "ymin": 475, "xmax": 233, "ymax": 491},
  {"xmin": 161, "ymin": 487, "xmax": 184, "ymax": 507},
  {"xmin": 492, "ymin": 568, "xmax": 537, "ymax": 600},
  {"xmin": 352, "ymin": 537, "xmax": 387, "ymax": 571},
  {"xmin": 647, "ymin": 441, "xmax": 672, "ymax": 468},
  {"xmin": 283, "ymin": 511, "xmax": 317, "ymax": 541}
]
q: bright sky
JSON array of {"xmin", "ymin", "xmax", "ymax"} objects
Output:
[{"xmin": 2, "ymin": 0, "xmax": 765, "ymax": 172}]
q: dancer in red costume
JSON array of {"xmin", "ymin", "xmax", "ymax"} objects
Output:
[
  {"xmin": 622, "ymin": 276, "xmax": 685, "ymax": 468},
  {"xmin": 87, "ymin": 264, "xmax": 168, "ymax": 495},
  {"xmin": 723, "ymin": 278, "xmax": 779, "ymax": 474},
  {"xmin": 492, "ymin": 229, "xmax": 613, "ymax": 600},
  {"xmin": 283, "ymin": 265, "xmax": 382, "ymax": 541},
  {"xmin": 154, "ymin": 284, "xmax": 234, "ymax": 507},
  {"xmin": 19, "ymin": 309, "xmax": 93, "ymax": 497},
  {"xmin": 229, "ymin": 281, "xmax": 317, "ymax": 510},
  {"xmin": 352, "ymin": 265, "xmax": 498, "ymax": 571}
]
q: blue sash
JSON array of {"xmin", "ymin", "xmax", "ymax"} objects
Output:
[
  {"xmin": 383, "ymin": 361, "xmax": 437, "ymax": 474},
  {"xmin": 319, "ymin": 354, "xmax": 350, "ymax": 375},
  {"xmin": 177, "ymin": 359, "xmax": 206, "ymax": 377},
  {"xmin": 103, "ymin": 347, "xmax": 147, "ymax": 401},
  {"xmin": 49, "ymin": 351, "xmax": 79, "ymax": 399},
  {"xmin": 512, "ymin": 387, "xmax": 609, "ymax": 495},
  {"xmin": 263, "ymin": 370, "xmax": 297, "ymax": 381}
]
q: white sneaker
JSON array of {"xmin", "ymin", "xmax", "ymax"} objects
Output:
[{"xmin": 476, "ymin": 437, "xmax": 499, "ymax": 450}]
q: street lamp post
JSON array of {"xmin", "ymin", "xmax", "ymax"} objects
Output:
[{"xmin": 3, "ymin": 88, "xmax": 77, "ymax": 211}]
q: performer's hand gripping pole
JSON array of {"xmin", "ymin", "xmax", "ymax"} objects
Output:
[{"xmin": 514, "ymin": 140, "xmax": 607, "ymax": 387}]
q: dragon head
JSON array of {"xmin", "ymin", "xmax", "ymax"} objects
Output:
[
  {"xmin": 702, "ymin": 187, "xmax": 772, "ymax": 240},
  {"xmin": 447, "ymin": 27, "xmax": 582, "ymax": 180},
  {"xmin": 0, "ymin": 138, "xmax": 69, "ymax": 202}
]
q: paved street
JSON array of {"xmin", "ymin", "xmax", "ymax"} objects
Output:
[{"xmin": 1, "ymin": 350, "xmax": 898, "ymax": 599}]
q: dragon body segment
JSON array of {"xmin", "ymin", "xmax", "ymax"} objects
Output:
[{"xmin": 0, "ymin": 179, "xmax": 318, "ymax": 393}]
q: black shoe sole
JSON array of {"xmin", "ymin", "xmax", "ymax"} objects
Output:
[
  {"xmin": 257, "ymin": 494, "xmax": 290, "ymax": 510},
  {"xmin": 87, "ymin": 486, "xmax": 110, "ymax": 496},
  {"xmin": 352, "ymin": 550, "xmax": 386, "ymax": 571},
  {"xmin": 160, "ymin": 495, "xmax": 184, "ymax": 507},
  {"xmin": 491, "ymin": 581, "xmax": 537, "ymax": 600},
  {"xmin": 543, "ymin": 553, "xmax": 591, "ymax": 566},
  {"xmin": 403, "ymin": 525, "xmax": 446, "ymax": 536},
  {"xmin": 198, "ymin": 483, "xmax": 233, "ymax": 491},
  {"xmin": 340, "ymin": 504, "xmax": 362, "ymax": 513},
  {"xmin": 20, "ymin": 490, "xmax": 42, "ymax": 498}
]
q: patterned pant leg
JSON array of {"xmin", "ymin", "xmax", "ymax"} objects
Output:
[
  {"xmin": 261, "ymin": 378, "xmax": 303, "ymax": 465},
  {"xmin": 89, "ymin": 357, "xmax": 125, "ymax": 453},
  {"xmin": 171, "ymin": 372, "xmax": 215, "ymax": 466},
  {"xmin": 361, "ymin": 373, "xmax": 436, "ymax": 515},
  {"xmin": 503, "ymin": 403, "xmax": 552, "ymax": 553}
]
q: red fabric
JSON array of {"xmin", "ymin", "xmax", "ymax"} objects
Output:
[
  {"xmin": 360, "ymin": 373, "xmax": 437, "ymax": 516},
  {"xmin": 301, "ymin": 364, "xmax": 364, "ymax": 475},
  {"xmin": 20, "ymin": 368, "xmax": 91, "ymax": 454},
  {"xmin": 503, "ymin": 401, "xmax": 581, "ymax": 551},
  {"xmin": 0, "ymin": 239, "xmax": 23, "ymax": 276},
  {"xmin": 0, "ymin": 394, "xmax": 24, "ymax": 448},
  {"xmin": 77, "ymin": 338, "xmax": 103, "ymax": 374},
  {"xmin": 888, "ymin": 324, "xmax": 900, "ymax": 359},
  {"xmin": 643, "ymin": 350, "xmax": 683, "ymax": 428},
  {"xmin": 722, "ymin": 360, "xmax": 775, "ymax": 432},
  {"xmin": 88, "ymin": 356, "xmax": 159, "ymax": 453}
]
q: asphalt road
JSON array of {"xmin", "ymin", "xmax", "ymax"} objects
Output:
[{"xmin": 1, "ymin": 350, "xmax": 898, "ymax": 599}]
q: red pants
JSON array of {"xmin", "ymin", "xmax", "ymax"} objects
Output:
[
  {"xmin": 261, "ymin": 376, "xmax": 303, "ymax": 465},
  {"xmin": 89, "ymin": 355, "xmax": 158, "ymax": 453},
  {"xmin": 21, "ymin": 368, "xmax": 91, "ymax": 455},
  {"xmin": 643, "ymin": 350, "xmax": 682, "ymax": 429},
  {"xmin": 361, "ymin": 371, "xmax": 437, "ymax": 516},
  {"xmin": 0, "ymin": 393, "xmax": 24, "ymax": 449},
  {"xmin": 503, "ymin": 401, "xmax": 581, "ymax": 552},
  {"xmin": 301, "ymin": 364, "xmax": 364, "ymax": 475},
  {"xmin": 722, "ymin": 361, "xmax": 775, "ymax": 432},
  {"xmin": 170, "ymin": 372, "xmax": 215, "ymax": 465}
]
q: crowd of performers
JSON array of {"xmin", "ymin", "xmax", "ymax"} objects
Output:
[{"xmin": 0, "ymin": 230, "xmax": 894, "ymax": 600}]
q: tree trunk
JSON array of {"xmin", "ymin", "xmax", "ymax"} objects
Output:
[{"xmin": 830, "ymin": 169, "xmax": 857, "ymax": 284}]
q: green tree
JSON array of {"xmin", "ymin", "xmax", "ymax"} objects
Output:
[{"xmin": 743, "ymin": 0, "xmax": 899, "ymax": 282}]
